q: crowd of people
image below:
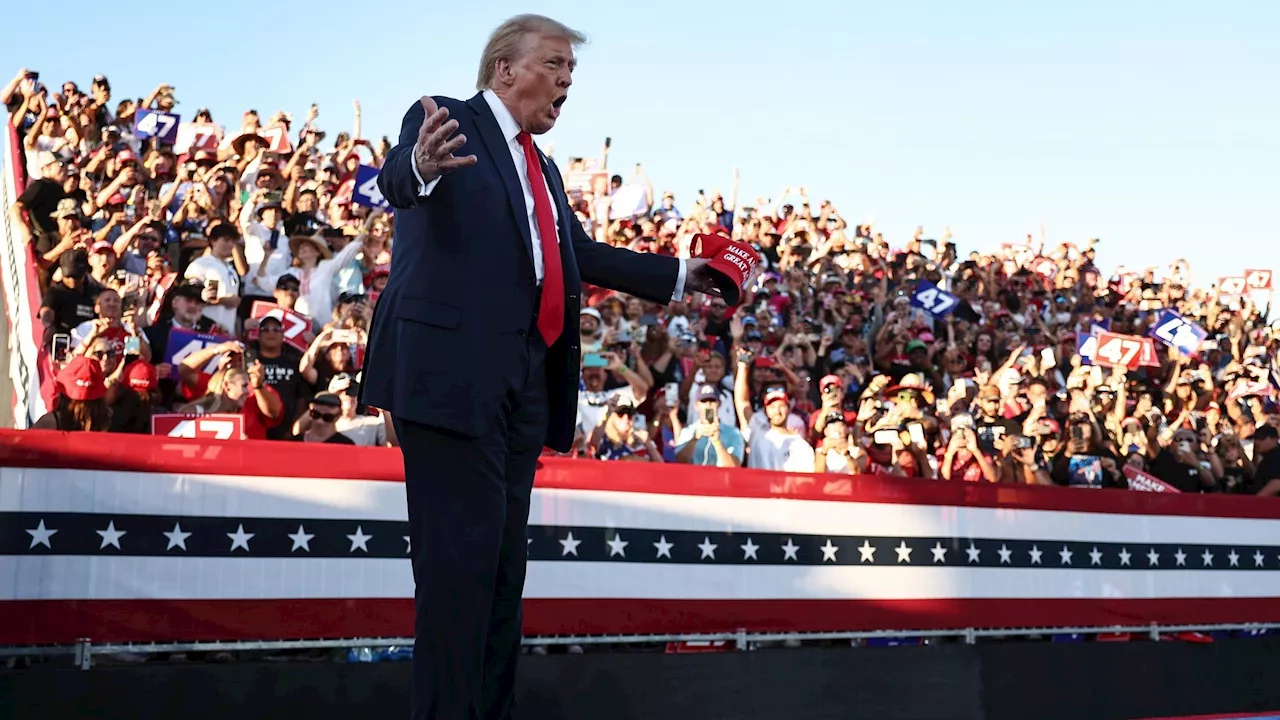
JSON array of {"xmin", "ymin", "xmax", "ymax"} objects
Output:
[{"xmin": 6, "ymin": 67, "xmax": 1280, "ymax": 495}]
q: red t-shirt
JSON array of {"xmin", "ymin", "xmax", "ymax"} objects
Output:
[{"xmin": 182, "ymin": 375, "xmax": 283, "ymax": 440}]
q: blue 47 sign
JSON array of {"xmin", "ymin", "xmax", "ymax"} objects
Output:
[
  {"xmin": 165, "ymin": 328, "xmax": 236, "ymax": 372},
  {"xmin": 909, "ymin": 281, "xmax": 958, "ymax": 317},
  {"xmin": 134, "ymin": 109, "xmax": 181, "ymax": 143},
  {"xmin": 1150, "ymin": 310, "xmax": 1206, "ymax": 356},
  {"xmin": 352, "ymin": 164, "xmax": 389, "ymax": 210}
]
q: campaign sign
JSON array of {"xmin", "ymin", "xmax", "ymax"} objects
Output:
[
  {"xmin": 1245, "ymin": 268, "xmax": 1273, "ymax": 291},
  {"xmin": 151, "ymin": 413, "xmax": 245, "ymax": 440},
  {"xmin": 1123, "ymin": 466, "xmax": 1181, "ymax": 493},
  {"xmin": 174, "ymin": 122, "xmax": 222, "ymax": 154},
  {"xmin": 258, "ymin": 124, "xmax": 293, "ymax": 154},
  {"xmin": 1150, "ymin": 310, "xmax": 1207, "ymax": 357},
  {"xmin": 165, "ymin": 328, "xmax": 236, "ymax": 373},
  {"xmin": 1075, "ymin": 324, "xmax": 1110, "ymax": 365},
  {"xmin": 352, "ymin": 164, "xmax": 389, "ymax": 210},
  {"xmin": 134, "ymin": 109, "xmax": 180, "ymax": 143},
  {"xmin": 909, "ymin": 281, "xmax": 958, "ymax": 317},
  {"xmin": 250, "ymin": 301, "xmax": 311, "ymax": 351},
  {"xmin": 1093, "ymin": 331, "xmax": 1159, "ymax": 370},
  {"xmin": 1218, "ymin": 276, "xmax": 1247, "ymax": 297}
]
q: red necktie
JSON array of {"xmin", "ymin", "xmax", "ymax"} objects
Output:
[{"xmin": 517, "ymin": 132, "xmax": 564, "ymax": 346}]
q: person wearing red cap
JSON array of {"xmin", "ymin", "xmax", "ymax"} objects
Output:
[
  {"xmin": 745, "ymin": 386, "xmax": 814, "ymax": 472},
  {"xmin": 110, "ymin": 360, "xmax": 159, "ymax": 433},
  {"xmin": 32, "ymin": 356, "xmax": 111, "ymax": 432},
  {"xmin": 809, "ymin": 374, "xmax": 857, "ymax": 445}
]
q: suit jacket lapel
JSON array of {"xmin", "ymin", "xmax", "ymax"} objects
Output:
[{"xmin": 466, "ymin": 93, "xmax": 534, "ymax": 266}]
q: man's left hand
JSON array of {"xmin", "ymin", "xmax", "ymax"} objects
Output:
[{"xmin": 685, "ymin": 258, "xmax": 723, "ymax": 297}]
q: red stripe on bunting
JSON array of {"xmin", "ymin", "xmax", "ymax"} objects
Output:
[
  {"xmin": 2, "ymin": 430, "xmax": 1278, "ymax": 520},
  {"xmin": 2, "ymin": 597, "xmax": 1278, "ymax": 645}
]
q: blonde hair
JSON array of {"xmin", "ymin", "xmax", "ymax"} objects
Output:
[{"xmin": 476, "ymin": 14, "xmax": 587, "ymax": 90}]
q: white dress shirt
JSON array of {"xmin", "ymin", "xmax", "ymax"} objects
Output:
[{"xmin": 412, "ymin": 89, "xmax": 685, "ymax": 299}]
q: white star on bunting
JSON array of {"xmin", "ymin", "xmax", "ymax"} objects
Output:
[
  {"xmin": 965, "ymin": 544, "xmax": 981, "ymax": 563},
  {"xmin": 1147, "ymin": 548, "xmax": 1160, "ymax": 566},
  {"xmin": 858, "ymin": 540, "xmax": 876, "ymax": 563},
  {"xmin": 653, "ymin": 535, "xmax": 673, "ymax": 559},
  {"xmin": 163, "ymin": 522, "xmax": 192, "ymax": 551},
  {"xmin": 26, "ymin": 519, "xmax": 57, "ymax": 549},
  {"xmin": 1059, "ymin": 546, "xmax": 1073, "ymax": 565},
  {"xmin": 1118, "ymin": 548, "xmax": 1132, "ymax": 566},
  {"xmin": 227, "ymin": 524, "xmax": 254, "ymax": 552},
  {"xmin": 1254, "ymin": 550, "xmax": 1266, "ymax": 568},
  {"xmin": 97, "ymin": 521, "xmax": 126, "ymax": 550},
  {"xmin": 821, "ymin": 540, "xmax": 839, "ymax": 562},
  {"xmin": 288, "ymin": 525, "xmax": 315, "ymax": 552},
  {"xmin": 606, "ymin": 534, "xmax": 628, "ymax": 558},
  {"xmin": 1028, "ymin": 546, "xmax": 1043, "ymax": 565},
  {"xmin": 895, "ymin": 541, "xmax": 913, "ymax": 563},
  {"xmin": 1174, "ymin": 548, "xmax": 1187, "ymax": 566},
  {"xmin": 697, "ymin": 537, "xmax": 718, "ymax": 560},
  {"xmin": 997, "ymin": 544, "xmax": 1012, "ymax": 564},
  {"xmin": 559, "ymin": 532, "xmax": 581, "ymax": 557},
  {"xmin": 1201, "ymin": 549, "xmax": 1214, "ymax": 567},
  {"xmin": 740, "ymin": 538, "xmax": 759, "ymax": 560},
  {"xmin": 347, "ymin": 526, "xmax": 372, "ymax": 553},
  {"xmin": 406, "ymin": 536, "xmax": 413, "ymax": 554},
  {"xmin": 1228, "ymin": 550, "xmax": 1240, "ymax": 567},
  {"xmin": 781, "ymin": 538, "xmax": 800, "ymax": 561},
  {"xmin": 930, "ymin": 542, "xmax": 947, "ymax": 563},
  {"xmin": 1089, "ymin": 547, "xmax": 1103, "ymax": 566}
]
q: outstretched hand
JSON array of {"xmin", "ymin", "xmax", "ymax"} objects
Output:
[
  {"xmin": 414, "ymin": 96, "xmax": 477, "ymax": 184},
  {"xmin": 685, "ymin": 258, "xmax": 723, "ymax": 298}
]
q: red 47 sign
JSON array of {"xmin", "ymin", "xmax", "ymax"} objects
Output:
[
  {"xmin": 250, "ymin": 301, "xmax": 312, "ymax": 352},
  {"xmin": 1093, "ymin": 332, "xmax": 1160, "ymax": 370},
  {"xmin": 1218, "ymin": 277, "xmax": 1247, "ymax": 296},
  {"xmin": 1245, "ymin": 269, "xmax": 1273, "ymax": 291},
  {"xmin": 150, "ymin": 414, "xmax": 245, "ymax": 440}
]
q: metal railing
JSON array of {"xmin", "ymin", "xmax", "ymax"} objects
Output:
[{"xmin": 4, "ymin": 621, "xmax": 1277, "ymax": 670}]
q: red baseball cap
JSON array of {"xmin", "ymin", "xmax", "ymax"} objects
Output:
[
  {"xmin": 820, "ymin": 374, "xmax": 842, "ymax": 391},
  {"xmin": 57, "ymin": 356, "xmax": 106, "ymax": 401},
  {"xmin": 116, "ymin": 149, "xmax": 138, "ymax": 165},
  {"xmin": 90, "ymin": 241, "xmax": 115, "ymax": 255},
  {"xmin": 690, "ymin": 232, "xmax": 761, "ymax": 306},
  {"xmin": 124, "ymin": 360, "xmax": 158, "ymax": 391},
  {"xmin": 764, "ymin": 387, "xmax": 789, "ymax": 406}
]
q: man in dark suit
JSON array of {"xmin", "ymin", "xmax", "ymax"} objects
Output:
[{"xmin": 360, "ymin": 13, "xmax": 721, "ymax": 720}]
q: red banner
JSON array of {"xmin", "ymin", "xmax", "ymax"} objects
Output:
[{"xmin": 150, "ymin": 413, "xmax": 245, "ymax": 440}]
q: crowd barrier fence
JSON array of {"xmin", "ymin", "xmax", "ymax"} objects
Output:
[{"xmin": 2, "ymin": 429, "xmax": 1279, "ymax": 663}]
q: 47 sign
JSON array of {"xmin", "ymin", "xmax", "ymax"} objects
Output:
[
  {"xmin": 1150, "ymin": 310, "xmax": 1206, "ymax": 357},
  {"xmin": 151, "ymin": 414, "xmax": 245, "ymax": 440},
  {"xmin": 909, "ymin": 281, "xmax": 958, "ymax": 317},
  {"xmin": 1093, "ymin": 332, "xmax": 1159, "ymax": 370},
  {"xmin": 353, "ymin": 164, "xmax": 389, "ymax": 210}
]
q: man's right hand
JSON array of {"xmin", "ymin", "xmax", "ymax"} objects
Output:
[{"xmin": 414, "ymin": 96, "xmax": 477, "ymax": 184}]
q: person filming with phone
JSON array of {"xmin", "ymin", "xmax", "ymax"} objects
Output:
[{"xmin": 674, "ymin": 384, "xmax": 744, "ymax": 467}]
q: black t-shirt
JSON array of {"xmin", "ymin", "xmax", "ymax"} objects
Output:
[
  {"xmin": 974, "ymin": 416, "xmax": 1019, "ymax": 455},
  {"xmin": 41, "ymin": 282, "xmax": 100, "ymax": 337},
  {"xmin": 1149, "ymin": 449, "xmax": 1209, "ymax": 493},
  {"xmin": 1252, "ymin": 447, "xmax": 1280, "ymax": 492},
  {"xmin": 257, "ymin": 345, "xmax": 305, "ymax": 440},
  {"xmin": 17, "ymin": 178, "xmax": 71, "ymax": 235},
  {"xmin": 1217, "ymin": 465, "xmax": 1252, "ymax": 494},
  {"xmin": 290, "ymin": 431, "xmax": 355, "ymax": 445},
  {"xmin": 109, "ymin": 390, "xmax": 153, "ymax": 434}
]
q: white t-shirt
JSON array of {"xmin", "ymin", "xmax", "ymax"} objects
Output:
[
  {"xmin": 744, "ymin": 408, "xmax": 806, "ymax": 443},
  {"xmin": 747, "ymin": 427, "xmax": 816, "ymax": 472},
  {"xmin": 336, "ymin": 415, "xmax": 387, "ymax": 447},
  {"xmin": 184, "ymin": 255, "xmax": 242, "ymax": 332},
  {"xmin": 576, "ymin": 386, "xmax": 638, "ymax": 435}
]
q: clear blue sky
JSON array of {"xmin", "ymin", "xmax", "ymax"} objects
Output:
[{"xmin": 5, "ymin": 1, "xmax": 1277, "ymax": 284}]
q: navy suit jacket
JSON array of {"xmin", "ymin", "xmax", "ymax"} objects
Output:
[{"xmin": 360, "ymin": 93, "xmax": 680, "ymax": 452}]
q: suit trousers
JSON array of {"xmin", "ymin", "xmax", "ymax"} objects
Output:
[{"xmin": 393, "ymin": 331, "xmax": 549, "ymax": 720}]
